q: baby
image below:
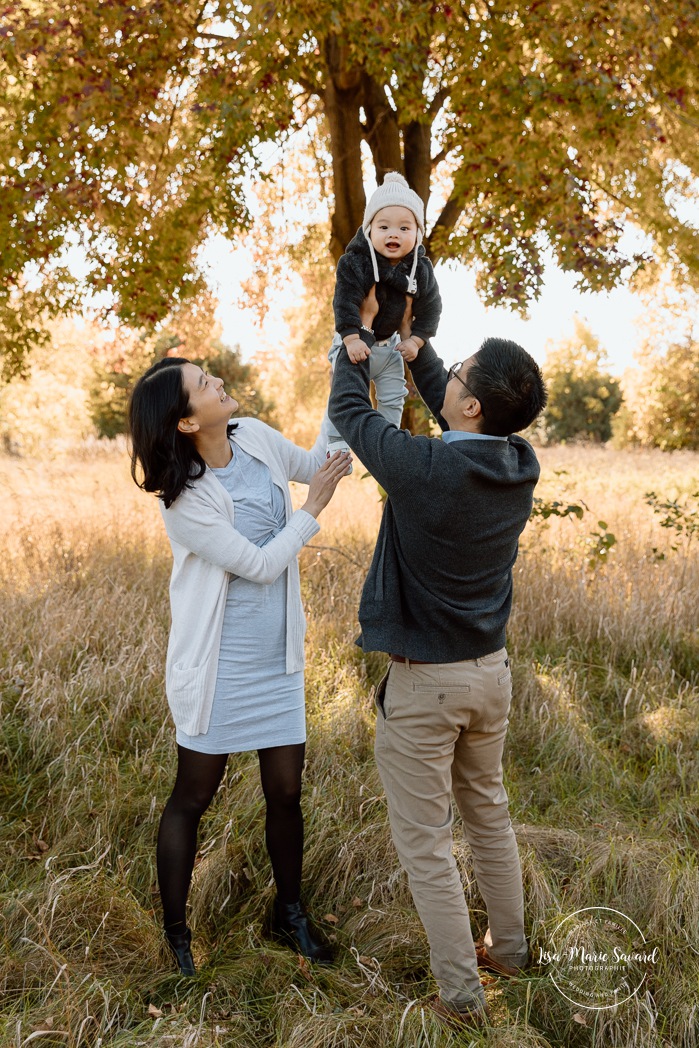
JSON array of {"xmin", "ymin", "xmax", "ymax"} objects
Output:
[{"xmin": 327, "ymin": 172, "xmax": 442, "ymax": 459}]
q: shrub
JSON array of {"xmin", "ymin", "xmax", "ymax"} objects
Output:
[
  {"xmin": 90, "ymin": 335, "xmax": 276, "ymax": 438},
  {"xmin": 542, "ymin": 319, "xmax": 623, "ymax": 443},
  {"xmin": 629, "ymin": 338, "xmax": 699, "ymax": 451}
]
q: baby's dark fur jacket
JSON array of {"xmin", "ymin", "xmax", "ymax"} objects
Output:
[{"xmin": 333, "ymin": 228, "xmax": 442, "ymax": 345}]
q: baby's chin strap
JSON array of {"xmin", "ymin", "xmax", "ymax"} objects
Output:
[
  {"xmin": 364, "ymin": 230, "xmax": 381, "ymax": 284},
  {"xmin": 406, "ymin": 234, "xmax": 421, "ymax": 295}
]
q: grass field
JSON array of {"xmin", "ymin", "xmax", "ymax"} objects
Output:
[{"xmin": 1, "ymin": 443, "xmax": 698, "ymax": 1047}]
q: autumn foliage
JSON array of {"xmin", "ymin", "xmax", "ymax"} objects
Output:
[{"xmin": 1, "ymin": 1, "xmax": 698, "ymax": 377}]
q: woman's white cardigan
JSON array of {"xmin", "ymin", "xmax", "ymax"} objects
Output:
[{"xmin": 160, "ymin": 415, "xmax": 328, "ymax": 736}]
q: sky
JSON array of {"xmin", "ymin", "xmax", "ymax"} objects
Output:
[{"xmin": 204, "ymin": 234, "xmax": 650, "ymax": 378}]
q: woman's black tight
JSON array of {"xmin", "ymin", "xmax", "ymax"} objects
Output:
[
  {"xmin": 258, "ymin": 743, "xmax": 305, "ymax": 904},
  {"xmin": 157, "ymin": 743, "xmax": 306, "ymax": 935}
]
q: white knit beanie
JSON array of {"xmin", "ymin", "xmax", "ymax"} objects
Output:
[{"xmin": 362, "ymin": 172, "xmax": 425, "ymax": 294}]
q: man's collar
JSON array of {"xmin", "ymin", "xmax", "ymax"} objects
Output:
[{"xmin": 442, "ymin": 430, "xmax": 508, "ymax": 442}]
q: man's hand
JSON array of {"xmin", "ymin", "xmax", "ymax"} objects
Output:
[
  {"xmin": 359, "ymin": 285, "xmax": 379, "ymax": 331},
  {"xmin": 343, "ymin": 333, "xmax": 371, "ymax": 363},
  {"xmin": 395, "ymin": 336, "xmax": 421, "ymax": 362}
]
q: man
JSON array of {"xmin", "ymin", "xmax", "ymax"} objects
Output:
[{"xmin": 328, "ymin": 291, "xmax": 547, "ymax": 1028}]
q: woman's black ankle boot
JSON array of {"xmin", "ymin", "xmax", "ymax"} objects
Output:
[
  {"xmin": 165, "ymin": 927, "xmax": 196, "ymax": 976},
  {"xmin": 270, "ymin": 899, "xmax": 334, "ymax": 964}
]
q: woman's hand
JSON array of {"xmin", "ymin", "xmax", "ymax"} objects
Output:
[{"xmin": 302, "ymin": 450, "xmax": 353, "ymax": 518}]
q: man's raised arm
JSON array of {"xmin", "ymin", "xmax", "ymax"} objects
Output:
[
  {"xmin": 328, "ymin": 343, "xmax": 413, "ymax": 497},
  {"xmin": 407, "ymin": 342, "xmax": 451, "ymax": 432}
]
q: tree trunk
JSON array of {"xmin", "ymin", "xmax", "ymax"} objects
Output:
[
  {"xmin": 361, "ymin": 72, "xmax": 402, "ymax": 181},
  {"xmin": 323, "ymin": 36, "xmax": 366, "ymax": 261},
  {"xmin": 403, "ymin": 120, "xmax": 435, "ymax": 435},
  {"xmin": 322, "ymin": 44, "xmax": 435, "ymax": 436},
  {"xmin": 403, "ymin": 120, "xmax": 432, "ymax": 219}
]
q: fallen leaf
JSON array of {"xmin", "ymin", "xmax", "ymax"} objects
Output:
[
  {"xmin": 573, "ymin": 1013, "xmax": 588, "ymax": 1026},
  {"xmin": 148, "ymin": 1004, "xmax": 163, "ymax": 1018},
  {"xmin": 36, "ymin": 839, "xmax": 49, "ymax": 852},
  {"xmin": 323, "ymin": 913, "xmax": 339, "ymax": 924},
  {"xmin": 351, "ymin": 897, "xmax": 364, "ymax": 908}
]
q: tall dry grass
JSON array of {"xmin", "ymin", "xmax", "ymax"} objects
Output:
[{"xmin": 1, "ymin": 444, "xmax": 698, "ymax": 1047}]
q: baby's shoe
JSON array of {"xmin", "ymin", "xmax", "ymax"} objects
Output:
[{"xmin": 326, "ymin": 436, "xmax": 352, "ymax": 473}]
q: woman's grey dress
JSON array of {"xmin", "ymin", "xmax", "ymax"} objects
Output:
[{"xmin": 176, "ymin": 444, "xmax": 305, "ymax": 754}]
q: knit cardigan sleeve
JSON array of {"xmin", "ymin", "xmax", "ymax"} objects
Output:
[
  {"xmin": 160, "ymin": 414, "xmax": 331, "ymax": 583},
  {"xmin": 254, "ymin": 413, "xmax": 330, "ymax": 482},
  {"xmin": 407, "ymin": 341, "xmax": 450, "ymax": 430},
  {"xmin": 328, "ymin": 343, "xmax": 428, "ymax": 498},
  {"xmin": 410, "ymin": 258, "xmax": 442, "ymax": 345},
  {"xmin": 162, "ymin": 489, "xmax": 319, "ymax": 586}
]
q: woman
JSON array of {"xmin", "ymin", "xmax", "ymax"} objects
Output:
[{"xmin": 128, "ymin": 356, "xmax": 352, "ymax": 974}]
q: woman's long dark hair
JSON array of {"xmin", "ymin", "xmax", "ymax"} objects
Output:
[{"xmin": 128, "ymin": 357, "xmax": 206, "ymax": 508}]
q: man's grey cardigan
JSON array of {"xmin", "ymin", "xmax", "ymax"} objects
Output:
[{"xmin": 328, "ymin": 342, "xmax": 540, "ymax": 662}]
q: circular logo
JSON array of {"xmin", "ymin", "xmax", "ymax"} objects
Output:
[{"xmin": 541, "ymin": 907, "xmax": 657, "ymax": 1009}]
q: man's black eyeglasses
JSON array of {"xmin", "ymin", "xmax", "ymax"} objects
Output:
[{"xmin": 448, "ymin": 362, "xmax": 476, "ymax": 399}]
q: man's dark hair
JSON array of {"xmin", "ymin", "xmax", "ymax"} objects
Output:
[{"xmin": 462, "ymin": 338, "xmax": 548, "ymax": 436}]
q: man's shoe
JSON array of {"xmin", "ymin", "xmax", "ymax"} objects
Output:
[
  {"xmin": 427, "ymin": 995, "xmax": 489, "ymax": 1030},
  {"xmin": 269, "ymin": 899, "xmax": 334, "ymax": 964},
  {"xmin": 165, "ymin": 927, "xmax": 196, "ymax": 976},
  {"xmin": 475, "ymin": 940, "xmax": 526, "ymax": 978}
]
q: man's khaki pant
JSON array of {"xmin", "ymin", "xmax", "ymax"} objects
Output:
[{"xmin": 374, "ymin": 650, "xmax": 528, "ymax": 1009}]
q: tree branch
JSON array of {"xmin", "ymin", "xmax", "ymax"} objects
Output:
[
  {"xmin": 431, "ymin": 147, "xmax": 450, "ymax": 168},
  {"xmin": 297, "ymin": 73, "xmax": 321, "ymax": 96},
  {"xmin": 428, "ymin": 85, "xmax": 450, "ymax": 117},
  {"xmin": 305, "ymin": 544, "xmax": 369, "ymax": 569},
  {"xmin": 195, "ymin": 31, "xmax": 238, "ymax": 43},
  {"xmin": 425, "ymin": 178, "xmax": 470, "ymax": 257},
  {"xmin": 657, "ymin": 98, "xmax": 699, "ymax": 131},
  {"xmin": 153, "ymin": 5, "xmax": 210, "ymax": 186}
]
